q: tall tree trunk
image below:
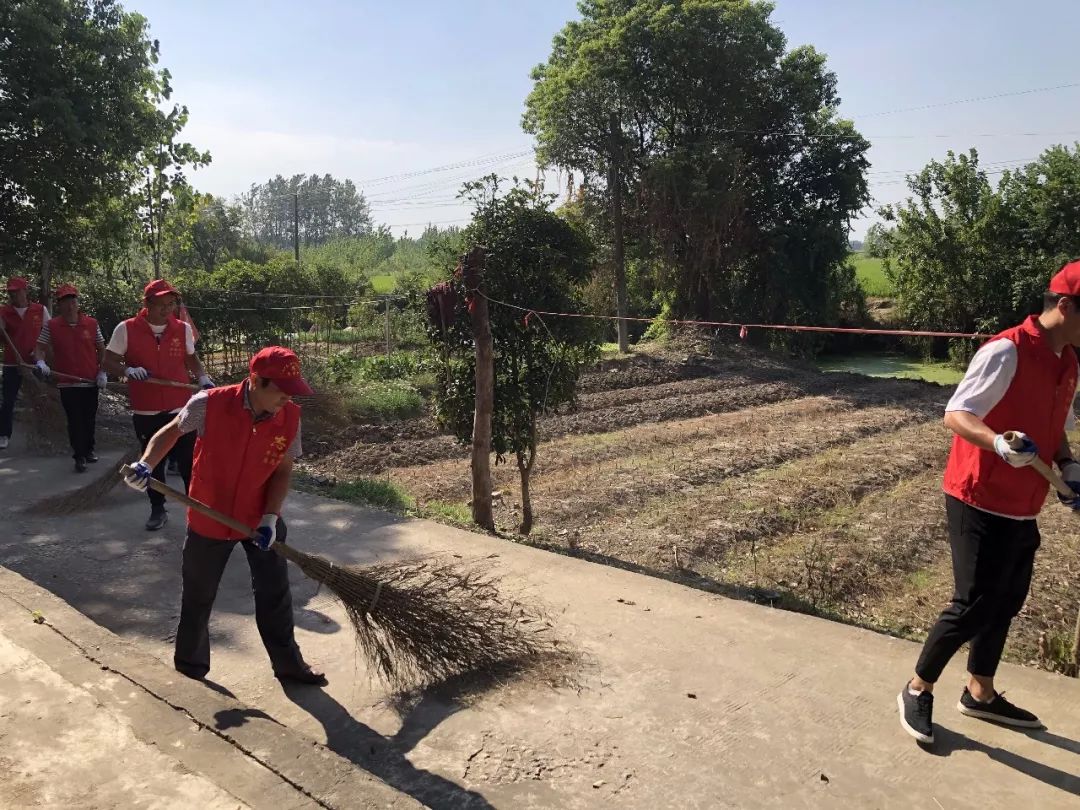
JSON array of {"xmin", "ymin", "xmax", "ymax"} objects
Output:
[
  {"xmin": 608, "ymin": 112, "xmax": 629, "ymax": 353},
  {"xmin": 463, "ymin": 247, "xmax": 495, "ymax": 531},
  {"xmin": 517, "ymin": 416, "xmax": 538, "ymax": 534},
  {"xmin": 39, "ymin": 253, "xmax": 53, "ymax": 311}
]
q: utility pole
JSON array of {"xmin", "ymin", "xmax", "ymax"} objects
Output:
[
  {"xmin": 608, "ymin": 111, "xmax": 629, "ymax": 353},
  {"xmin": 293, "ymin": 192, "xmax": 300, "ymax": 265}
]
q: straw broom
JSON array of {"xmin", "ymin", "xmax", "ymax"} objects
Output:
[
  {"xmin": 0, "ymin": 323, "xmax": 66, "ymax": 451},
  {"xmin": 25, "ymin": 376, "xmax": 200, "ymax": 515},
  {"xmin": 124, "ymin": 467, "xmax": 569, "ymax": 690}
]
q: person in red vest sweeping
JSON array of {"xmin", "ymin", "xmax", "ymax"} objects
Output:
[
  {"xmin": 0, "ymin": 276, "xmax": 49, "ymax": 451},
  {"xmin": 104, "ymin": 279, "xmax": 214, "ymax": 530},
  {"xmin": 122, "ymin": 345, "xmax": 326, "ymax": 686},
  {"xmin": 32, "ymin": 284, "xmax": 107, "ymax": 472},
  {"xmin": 897, "ymin": 261, "xmax": 1080, "ymax": 745}
]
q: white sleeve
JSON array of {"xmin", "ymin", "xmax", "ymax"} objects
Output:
[
  {"xmin": 945, "ymin": 341, "xmax": 1017, "ymax": 418},
  {"xmin": 1067, "ymin": 376, "xmax": 1077, "ymax": 432},
  {"xmin": 184, "ymin": 322, "xmax": 195, "ymax": 354},
  {"xmin": 106, "ymin": 322, "xmax": 128, "ymax": 356}
]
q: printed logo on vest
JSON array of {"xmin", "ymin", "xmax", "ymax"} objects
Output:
[{"xmin": 263, "ymin": 434, "xmax": 288, "ymax": 466}]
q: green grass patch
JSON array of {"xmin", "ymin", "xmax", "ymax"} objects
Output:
[
  {"xmin": 420, "ymin": 500, "xmax": 473, "ymax": 526},
  {"xmin": 852, "ymin": 254, "xmax": 892, "ymax": 296},
  {"xmin": 329, "ymin": 477, "xmax": 414, "ymax": 511},
  {"xmin": 345, "ymin": 381, "xmax": 424, "ymax": 421},
  {"xmin": 369, "ymin": 274, "xmax": 396, "ymax": 294},
  {"xmin": 816, "ymin": 353, "xmax": 963, "ymax": 385}
]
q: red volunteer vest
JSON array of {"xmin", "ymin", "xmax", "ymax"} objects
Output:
[
  {"xmin": 47, "ymin": 315, "xmax": 100, "ymax": 382},
  {"xmin": 943, "ymin": 316, "xmax": 1078, "ymax": 518},
  {"xmin": 1, "ymin": 303, "xmax": 46, "ymax": 364},
  {"xmin": 188, "ymin": 383, "xmax": 301, "ymax": 540},
  {"xmin": 123, "ymin": 315, "xmax": 191, "ymax": 412}
]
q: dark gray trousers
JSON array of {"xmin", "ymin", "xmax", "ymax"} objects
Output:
[{"xmin": 174, "ymin": 517, "xmax": 305, "ymax": 679}]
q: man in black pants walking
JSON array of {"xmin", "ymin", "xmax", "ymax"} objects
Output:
[
  {"xmin": 33, "ymin": 284, "xmax": 107, "ymax": 472},
  {"xmin": 898, "ymin": 260, "xmax": 1080, "ymax": 744},
  {"xmin": 103, "ymin": 279, "xmax": 213, "ymax": 530}
]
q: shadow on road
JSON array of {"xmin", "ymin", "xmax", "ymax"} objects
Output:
[
  {"xmin": 927, "ymin": 725, "xmax": 1080, "ymax": 796},
  {"xmin": 281, "ymin": 685, "xmax": 494, "ymax": 809}
]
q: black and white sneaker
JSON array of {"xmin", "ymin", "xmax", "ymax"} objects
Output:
[
  {"xmin": 145, "ymin": 508, "xmax": 168, "ymax": 531},
  {"xmin": 898, "ymin": 684, "xmax": 935, "ymax": 743},
  {"xmin": 957, "ymin": 688, "xmax": 1043, "ymax": 729}
]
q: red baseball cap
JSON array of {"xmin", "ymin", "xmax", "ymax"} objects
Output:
[
  {"xmin": 1049, "ymin": 260, "xmax": 1080, "ymax": 296},
  {"xmin": 143, "ymin": 279, "xmax": 179, "ymax": 300},
  {"xmin": 249, "ymin": 346, "xmax": 313, "ymax": 396},
  {"xmin": 55, "ymin": 283, "xmax": 79, "ymax": 300},
  {"xmin": 6, "ymin": 277, "xmax": 28, "ymax": 291}
]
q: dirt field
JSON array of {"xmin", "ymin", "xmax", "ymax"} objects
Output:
[{"xmin": 306, "ymin": 338, "xmax": 1080, "ymax": 675}]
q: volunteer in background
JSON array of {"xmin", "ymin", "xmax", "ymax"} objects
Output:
[
  {"xmin": 33, "ymin": 284, "xmax": 107, "ymax": 472},
  {"xmin": 104, "ymin": 279, "xmax": 213, "ymax": 530}
]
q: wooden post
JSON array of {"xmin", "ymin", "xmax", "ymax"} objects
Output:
[
  {"xmin": 462, "ymin": 247, "xmax": 495, "ymax": 531},
  {"xmin": 385, "ymin": 298, "xmax": 391, "ymax": 360},
  {"xmin": 608, "ymin": 111, "xmax": 629, "ymax": 354}
]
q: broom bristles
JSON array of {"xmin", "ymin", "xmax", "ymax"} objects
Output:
[
  {"xmin": 21, "ymin": 372, "xmax": 69, "ymax": 453},
  {"xmin": 275, "ymin": 544, "xmax": 573, "ymax": 691},
  {"xmin": 27, "ymin": 448, "xmax": 141, "ymax": 515}
]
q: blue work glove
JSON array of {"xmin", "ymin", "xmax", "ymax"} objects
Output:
[
  {"xmin": 1057, "ymin": 461, "xmax": 1080, "ymax": 509},
  {"xmin": 198, "ymin": 374, "xmax": 214, "ymax": 390},
  {"xmin": 34, "ymin": 359, "xmax": 51, "ymax": 379},
  {"xmin": 96, "ymin": 371, "xmax": 108, "ymax": 389},
  {"xmin": 254, "ymin": 513, "xmax": 277, "ymax": 551},
  {"xmin": 125, "ymin": 366, "xmax": 149, "ymax": 381},
  {"xmin": 993, "ymin": 432, "xmax": 1038, "ymax": 468},
  {"xmin": 123, "ymin": 461, "xmax": 153, "ymax": 492}
]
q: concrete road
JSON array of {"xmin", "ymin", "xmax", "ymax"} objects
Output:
[{"xmin": 2, "ymin": 440, "xmax": 1079, "ymax": 809}]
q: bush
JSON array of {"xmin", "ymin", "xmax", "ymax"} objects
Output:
[{"xmin": 344, "ymin": 381, "xmax": 424, "ymax": 422}]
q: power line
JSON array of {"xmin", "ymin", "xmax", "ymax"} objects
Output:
[{"xmin": 853, "ymin": 81, "xmax": 1080, "ymax": 118}]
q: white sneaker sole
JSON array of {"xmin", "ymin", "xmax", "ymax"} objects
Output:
[
  {"xmin": 956, "ymin": 701, "xmax": 1043, "ymax": 728},
  {"xmin": 897, "ymin": 692, "xmax": 934, "ymax": 743}
]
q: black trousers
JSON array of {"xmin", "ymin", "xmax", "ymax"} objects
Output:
[
  {"xmin": 132, "ymin": 411, "xmax": 195, "ymax": 511},
  {"xmin": 59, "ymin": 386, "xmax": 99, "ymax": 460},
  {"xmin": 915, "ymin": 495, "xmax": 1040, "ymax": 682},
  {"xmin": 0, "ymin": 365, "xmax": 22, "ymax": 439},
  {"xmin": 174, "ymin": 518, "xmax": 304, "ymax": 679}
]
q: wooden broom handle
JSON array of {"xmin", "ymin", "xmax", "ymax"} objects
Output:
[
  {"xmin": 121, "ymin": 464, "xmax": 257, "ymax": 538},
  {"xmin": 1002, "ymin": 431, "xmax": 1075, "ymax": 498},
  {"xmin": 141, "ymin": 377, "xmax": 200, "ymax": 391}
]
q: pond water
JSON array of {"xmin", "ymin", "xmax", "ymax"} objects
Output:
[{"xmin": 816, "ymin": 354, "xmax": 963, "ymax": 386}]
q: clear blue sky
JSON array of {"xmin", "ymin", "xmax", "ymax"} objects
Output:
[{"xmin": 127, "ymin": 0, "xmax": 1080, "ymax": 238}]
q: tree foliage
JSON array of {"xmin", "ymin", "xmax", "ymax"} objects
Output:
[
  {"xmin": 880, "ymin": 145, "xmax": 1080, "ymax": 343},
  {"xmin": 241, "ymin": 174, "xmax": 373, "ymax": 249},
  {"xmin": 523, "ymin": 0, "xmax": 869, "ymax": 337},
  {"xmin": 428, "ymin": 179, "xmax": 600, "ymax": 533},
  {"xmin": 0, "ymin": 0, "xmax": 205, "ymax": 283}
]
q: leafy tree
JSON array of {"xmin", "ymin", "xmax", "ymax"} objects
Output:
[
  {"xmin": 863, "ymin": 223, "xmax": 888, "ymax": 259},
  {"xmin": 162, "ymin": 188, "xmax": 244, "ymax": 273},
  {"xmin": 880, "ymin": 149, "xmax": 1013, "ymax": 339},
  {"xmin": 524, "ymin": 0, "xmax": 869, "ymax": 340},
  {"xmin": 241, "ymin": 174, "xmax": 373, "ymax": 249},
  {"xmin": 427, "ymin": 178, "xmax": 600, "ymax": 533},
  {"xmin": 0, "ymin": 0, "xmax": 204, "ymax": 292}
]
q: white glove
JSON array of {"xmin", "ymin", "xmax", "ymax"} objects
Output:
[
  {"xmin": 96, "ymin": 371, "xmax": 108, "ymax": 389},
  {"xmin": 34, "ymin": 359, "xmax": 50, "ymax": 377},
  {"xmin": 125, "ymin": 366, "xmax": 149, "ymax": 381},
  {"xmin": 254, "ymin": 514, "xmax": 277, "ymax": 551},
  {"xmin": 993, "ymin": 432, "xmax": 1038, "ymax": 468},
  {"xmin": 198, "ymin": 374, "xmax": 214, "ymax": 390},
  {"xmin": 124, "ymin": 461, "xmax": 153, "ymax": 492}
]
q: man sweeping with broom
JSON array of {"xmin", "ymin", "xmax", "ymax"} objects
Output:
[
  {"xmin": 897, "ymin": 260, "xmax": 1080, "ymax": 744},
  {"xmin": 104, "ymin": 279, "xmax": 214, "ymax": 530},
  {"xmin": 123, "ymin": 345, "xmax": 326, "ymax": 686},
  {"xmin": 32, "ymin": 284, "xmax": 108, "ymax": 473},
  {"xmin": 0, "ymin": 276, "xmax": 49, "ymax": 451}
]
